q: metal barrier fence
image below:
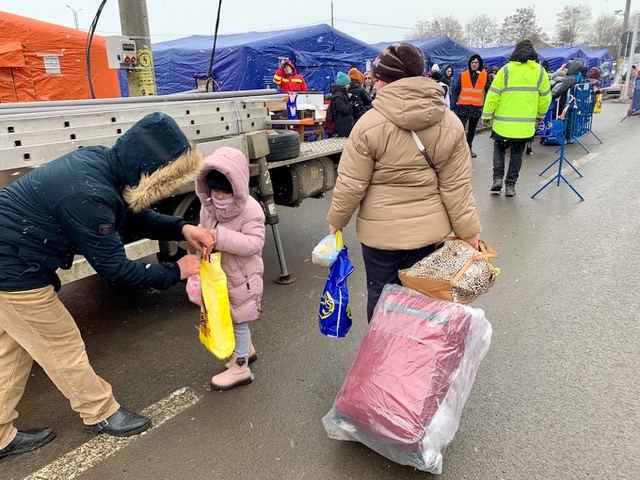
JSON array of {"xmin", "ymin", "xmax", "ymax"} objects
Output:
[
  {"xmin": 623, "ymin": 76, "xmax": 640, "ymax": 120},
  {"xmin": 532, "ymin": 82, "xmax": 604, "ymax": 201},
  {"xmin": 537, "ymin": 82, "xmax": 602, "ymax": 152}
]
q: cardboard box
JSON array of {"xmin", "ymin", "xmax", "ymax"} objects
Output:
[{"xmin": 298, "ymin": 109, "xmax": 315, "ymax": 120}]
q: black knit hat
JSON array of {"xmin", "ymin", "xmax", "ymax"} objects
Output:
[
  {"xmin": 373, "ymin": 43, "xmax": 425, "ymax": 84},
  {"xmin": 205, "ymin": 169, "xmax": 233, "ymax": 193}
]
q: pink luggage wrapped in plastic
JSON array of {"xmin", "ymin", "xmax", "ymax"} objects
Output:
[{"xmin": 322, "ymin": 284, "xmax": 492, "ymax": 474}]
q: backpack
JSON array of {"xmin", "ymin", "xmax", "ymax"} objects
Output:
[
  {"xmin": 324, "ymin": 102, "xmax": 336, "ymax": 136},
  {"xmin": 350, "ymin": 95, "xmax": 367, "ymax": 121}
]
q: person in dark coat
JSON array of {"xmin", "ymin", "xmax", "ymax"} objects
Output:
[
  {"xmin": 552, "ymin": 60, "xmax": 586, "ymax": 102},
  {"xmin": 0, "ymin": 112, "xmax": 214, "ymax": 459},
  {"xmin": 347, "ymin": 67, "xmax": 373, "ymax": 122},
  {"xmin": 329, "ymin": 72, "xmax": 355, "ymax": 137},
  {"xmin": 443, "ymin": 65, "xmax": 455, "ymax": 89}
]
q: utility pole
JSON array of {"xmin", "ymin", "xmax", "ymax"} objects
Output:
[
  {"xmin": 118, "ymin": 0, "xmax": 157, "ymax": 96},
  {"xmin": 622, "ymin": 0, "xmax": 631, "ymax": 35},
  {"xmin": 331, "ymin": 0, "xmax": 334, "ymax": 28},
  {"xmin": 621, "ymin": 14, "xmax": 639, "ymax": 100},
  {"xmin": 66, "ymin": 5, "xmax": 81, "ymax": 30},
  {"xmin": 614, "ymin": 0, "xmax": 632, "ymax": 85}
]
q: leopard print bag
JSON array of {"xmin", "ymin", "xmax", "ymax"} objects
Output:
[{"xmin": 398, "ymin": 238, "xmax": 500, "ymax": 304}]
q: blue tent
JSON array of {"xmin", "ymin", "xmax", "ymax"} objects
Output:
[
  {"xmin": 121, "ymin": 24, "xmax": 381, "ymax": 96},
  {"xmin": 536, "ymin": 47, "xmax": 589, "ymax": 72},
  {"xmin": 585, "ymin": 49, "xmax": 613, "ymax": 70},
  {"xmin": 585, "ymin": 49, "xmax": 613, "ymax": 87},
  {"xmin": 372, "ymin": 36, "xmax": 475, "ymax": 80},
  {"xmin": 472, "ymin": 46, "xmax": 519, "ymax": 69}
]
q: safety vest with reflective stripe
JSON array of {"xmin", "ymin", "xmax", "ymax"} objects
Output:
[
  {"xmin": 458, "ymin": 70, "xmax": 487, "ymax": 106},
  {"xmin": 481, "ymin": 60, "xmax": 552, "ymax": 139}
]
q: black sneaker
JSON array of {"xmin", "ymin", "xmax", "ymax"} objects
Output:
[
  {"xmin": 470, "ymin": 150, "xmax": 477, "ymax": 158},
  {"xmin": 490, "ymin": 179, "xmax": 503, "ymax": 192}
]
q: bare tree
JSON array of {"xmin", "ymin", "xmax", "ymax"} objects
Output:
[
  {"xmin": 589, "ymin": 13, "xmax": 623, "ymax": 50},
  {"xmin": 406, "ymin": 21, "xmax": 430, "ymax": 40},
  {"xmin": 555, "ymin": 4, "xmax": 592, "ymax": 46},
  {"xmin": 407, "ymin": 15, "xmax": 465, "ymax": 43},
  {"xmin": 499, "ymin": 7, "xmax": 547, "ymax": 45},
  {"xmin": 464, "ymin": 14, "xmax": 499, "ymax": 48}
]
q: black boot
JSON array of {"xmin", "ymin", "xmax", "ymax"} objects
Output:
[
  {"xmin": 505, "ymin": 184, "xmax": 516, "ymax": 197},
  {"xmin": 0, "ymin": 428, "xmax": 56, "ymax": 460},
  {"xmin": 86, "ymin": 407, "xmax": 151, "ymax": 437}
]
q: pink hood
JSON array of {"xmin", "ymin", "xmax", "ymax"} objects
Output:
[{"xmin": 196, "ymin": 147, "xmax": 250, "ymax": 225}]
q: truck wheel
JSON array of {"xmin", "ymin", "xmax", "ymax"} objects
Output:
[
  {"xmin": 266, "ymin": 130, "xmax": 300, "ymax": 162},
  {"xmin": 156, "ymin": 193, "xmax": 201, "ymax": 263}
]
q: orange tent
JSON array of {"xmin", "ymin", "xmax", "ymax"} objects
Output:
[{"xmin": 0, "ymin": 11, "xmax": 120, "ymax": 103}]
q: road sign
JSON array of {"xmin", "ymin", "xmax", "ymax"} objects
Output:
[{"xmin": 622, "ymin": 31, "xmax": 633, "ymax": 47}]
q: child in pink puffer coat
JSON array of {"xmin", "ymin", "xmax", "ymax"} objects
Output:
[{"xmin": 189, "ymin": 147, "xmax": 265, "ymax": 391}]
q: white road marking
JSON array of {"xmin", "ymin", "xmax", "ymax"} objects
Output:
[
  {"xmin": 23, "ymin": 387, "xmax": 201, "ymax": 480},
  {"xmin": 537, "ymin": 152, "xmax": 600, "ymax": 186}
]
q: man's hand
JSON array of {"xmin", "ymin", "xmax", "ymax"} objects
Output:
[
  {"xmin": 536, "ymin": 117, "xmax": 544, "ymax": 124},
  {"xmin": 329, "ymin": 224, "xmax": 339, "ymax": 235},
  {"xmin": 182, "ymin": 224, "xmax": 215, "ymax": 254},
  {"xmin": 481, "ymin": 118, "xmax": 490, "ymax": 127},
  {"xmin": 177, "ymin": 254, "xmax": 202, "ymax": 280}
]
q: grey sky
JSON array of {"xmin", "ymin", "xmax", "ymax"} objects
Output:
[{"xmin": 0, "ymin": 0, "xmax": 633, "ymax": 44}]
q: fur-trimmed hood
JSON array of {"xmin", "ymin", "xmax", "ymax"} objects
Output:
[{"xmin": 110, "ymin": 112, "xmax": 203, "ymax": 212}]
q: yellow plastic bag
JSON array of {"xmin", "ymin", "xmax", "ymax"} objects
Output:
[
  {"xmin": 198, "ymin": 251, "xmax": 235, "ymax": 359},
  {"xmin": 594, "ymin": 93, "xmax": 602, "ymax": 114}
]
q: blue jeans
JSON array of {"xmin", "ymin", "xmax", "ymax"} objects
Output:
[{"xmin": 493, "ymin": 140, "xmax": 526, "ymax": 186}]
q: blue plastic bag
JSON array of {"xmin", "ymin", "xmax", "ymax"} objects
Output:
[{"xmin": 319, "ymin": 247, "xmax": 354, "ymax": 337}]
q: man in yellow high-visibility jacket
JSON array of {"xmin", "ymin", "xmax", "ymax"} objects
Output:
[{"xmin": 481, "ymin": 40, "xmax": 551, "ymax": 197}]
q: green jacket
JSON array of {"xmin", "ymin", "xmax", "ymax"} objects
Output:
[{"xmin": 482, "ymin": 60, "xmax": 551, "ymax": 140}]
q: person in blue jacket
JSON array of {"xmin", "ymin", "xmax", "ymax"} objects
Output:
[{"xmin": 0, "ymin": 112, "xmax": 214, "ymax": 459}]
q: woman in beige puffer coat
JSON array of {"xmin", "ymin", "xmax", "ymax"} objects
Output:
[{"xmin": 326, "ymin": 43, "xmax": 482, "ymax": 321}]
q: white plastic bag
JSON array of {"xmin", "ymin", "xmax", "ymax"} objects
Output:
[{"xmin": 312, "ymin": 231, "xmax": 343, "ymax": 267}]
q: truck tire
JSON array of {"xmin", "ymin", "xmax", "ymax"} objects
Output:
[
  {"xmin": 266, "ymin": 130, "xmax": 300, "ymax": 162},
  {"xmin": 156, "ymin": 193, "xmax": 201, "ymax": 263}
]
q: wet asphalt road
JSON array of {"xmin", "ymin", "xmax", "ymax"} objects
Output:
[{"xmin": 3, "ymin": 102, "xmax": 640, "ymax": 480}]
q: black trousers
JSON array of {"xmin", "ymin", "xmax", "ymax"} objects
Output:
[
  {"xmin": 459, "ymin": 115, "xmax": 480, "ymax": 148},
  {"xmin": 361, "ymin": 243, "xmax": 436, "ymax": 322}
]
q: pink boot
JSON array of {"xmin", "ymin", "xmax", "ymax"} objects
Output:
[
  {"xmin": 210, "ymin": 357, "xmax": 253, "ymax": 391},
  {"xmin": 224, "ymin": 343, "xmax": 257, "ymax": 370}
]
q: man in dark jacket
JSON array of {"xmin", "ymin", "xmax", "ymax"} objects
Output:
[
  {"xmin": 0, "ymin": 112, "xmax": 213, "ymax": 459},
  {"xmin": 452, "ymin": 54, "xmax": 489, "ymax": 157}
]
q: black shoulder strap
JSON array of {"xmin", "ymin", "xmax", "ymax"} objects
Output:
[{"xmin": 410, "ymin": 131, "xmax": 436, "ymax": 170}]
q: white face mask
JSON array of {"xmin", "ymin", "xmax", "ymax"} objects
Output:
[{"xmin": 212, "ymin": 197, "xmax": 234, "ymax": 209}]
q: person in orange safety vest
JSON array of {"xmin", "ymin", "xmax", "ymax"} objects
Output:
[
  {"xmin": 452, "ymin": 54, "xmax": 489, "ymax": 158},
  {"xmin": 272, "ymin": 59, "xmax": 308, "ymax": 93}
]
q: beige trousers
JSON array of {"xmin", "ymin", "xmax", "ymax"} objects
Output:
[{"xmin": 0, "ymin": 286, "xmax": 120, "ymax": 449}]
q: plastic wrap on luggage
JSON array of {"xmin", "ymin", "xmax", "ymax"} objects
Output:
[{"xmin": 322, "ymin": 284, "xmax": 492, "ymax": 474}]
